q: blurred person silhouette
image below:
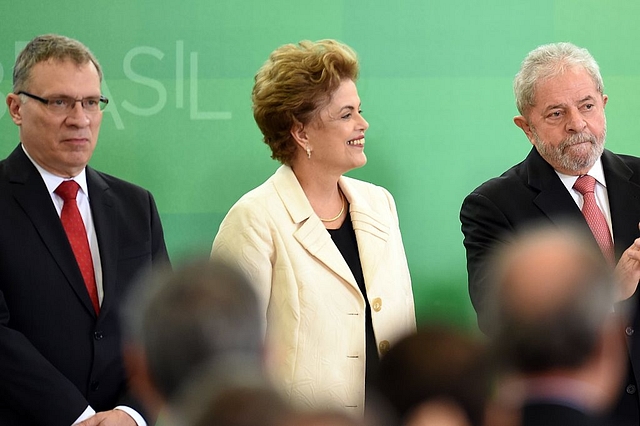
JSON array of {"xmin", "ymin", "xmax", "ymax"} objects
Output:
[
  {"xmin": 211, "ymin": 39, "xmax": 415, "ymax": 415},
  {"xmin": 485, "ymin": 224, "xmax": 629, "ymax": 426},
  {"xmin": 279, "ymin": 410, "xmax": 369, "ymax": 426},
  {"xmin": 180, "ymin": 370, "xmax": 377, "ymax": 426},
  {"xmin": 402, "ymin": 400, "xmax": 474, "ymax": 426},
  {"xmin": 173, "ymin": 359, "xmax": 292, "ymax": 426},
  {"xmin": 372, "ymin": 327, "xmax": 493, "ymax": 426},
  {"xmin": 121, "ymin": 258, "xmax": 266, "ymax": 425}
]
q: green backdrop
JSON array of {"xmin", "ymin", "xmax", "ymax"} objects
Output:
[{"xmin": 2, "ymin": 1, "xmax": 639, "ymax": 330}]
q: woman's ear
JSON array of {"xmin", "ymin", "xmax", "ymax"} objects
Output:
[{"xmin": 290, "ymin": 119, "xmax": 308, "ymax": 150}]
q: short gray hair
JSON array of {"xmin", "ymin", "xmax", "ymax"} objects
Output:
[
  {"xmin": 122, "ymin": 258, "xmax": 264, "ymax": 401},
  {"xmin": 514, "ymin": 42, "xmax": 603, "ymax": 115},
  {"xmin": 13, "ymin": 34, "xmax": 103, "ymax": 93},
  {"xmin": 486, "ymin": 223, "xmax": 618, "ymax": 374}
]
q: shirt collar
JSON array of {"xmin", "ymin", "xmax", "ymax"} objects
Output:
[
  {"xmin": 21, "ymin": 143, "xmax": 89, "ymax": 197},
  {"xmin": 556, "ymin": 156, "xmax": 606, "ymax": 191}
]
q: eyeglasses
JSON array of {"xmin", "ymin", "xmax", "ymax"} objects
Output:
[{"xmin": 17, "ymin": 91, "xmax": 109, "ymax": 114}]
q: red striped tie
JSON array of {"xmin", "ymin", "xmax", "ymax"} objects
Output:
[
  {"xmin": 55, "ymin": 180, "xmax": 100, "ymax": 314},
  {"xmin": 573, "ymin": 175, "xmax": 615, "ymax": 265}
]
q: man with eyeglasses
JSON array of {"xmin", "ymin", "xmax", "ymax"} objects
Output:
[{"xmin": 1, "ymin": 34, "xmax": 170, "ymax": 425}]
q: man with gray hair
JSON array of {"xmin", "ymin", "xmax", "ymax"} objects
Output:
[
  {"xmin": 0, "ymin": 34, "xmax": 169, "ymax": 425},
  {"xmin": 460, "ymin": 42, "xmax": 640, "ymax": 424},
  {"xmin": 121, "ymin": 258, "xmax": 269, "ymax": 425},
  {"xmin": 486, "ymin": 225, "xmax": 628, "ymax": 426}
]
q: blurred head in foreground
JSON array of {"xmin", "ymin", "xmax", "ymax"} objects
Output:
[
  {"xmin": 373, "ymin": 327, "xmax": 491, "ymax": 426},
  {"xmin": 486, "ymin": 224, "xmax": 628, "ymax": 416},
  {"xmin": 122, "ymin": 258, "xmax": 265, "ymax": 421}
]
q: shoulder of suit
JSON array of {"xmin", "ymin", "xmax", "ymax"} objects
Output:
[
  {"xmin": 87, "ymin": 167, "xmax": 152, "ymax": 195},
  {"xmin": 610, "ymin": 151, "xmax": 640, "ymax": 169},
  {"xmin": 340, "ymin": 176, "xmax": 400, "ymax": 219},
  {"xmin": 466, "ymin": 162, "xmax": 530, "ymax": 200}
]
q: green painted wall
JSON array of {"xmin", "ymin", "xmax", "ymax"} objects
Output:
[{"xmin": 2, "ymin": 1, "xmax": 639, "ymax": 330}]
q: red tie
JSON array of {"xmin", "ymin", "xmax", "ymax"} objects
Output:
[
  {"xmin": 573, "ymin": 175, "xmax": 615, "ymax": 265},
  {"xmin": 55, "ymin": 180, "xmax": 100, "ymax": 314}
]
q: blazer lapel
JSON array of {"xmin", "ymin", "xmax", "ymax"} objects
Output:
[
  {"xmin": 7, "ymin": 147, "xmax": 97, "ymax": 316},
  {"xmin": 86, "ymin": 167, "xmax": 117, "ymax": 317},
  {"xmin": 525, "ymin": 148, "xmax": 587, "ymax": 227},
  {"xmin": 340, "ymin": 178, "xmax": 390, "ymax": 285},
  {"xmin": 273, "ymin": 166, "xmax": 358, "ymax": 289}
]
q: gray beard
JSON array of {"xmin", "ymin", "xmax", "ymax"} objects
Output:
[{"xmin": 532, "ymin": 126, "xmax": 606, "ymax": 174}]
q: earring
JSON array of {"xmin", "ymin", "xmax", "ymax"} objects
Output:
[{"xmin": 306, "ymin": 147, "xmax": 311, "ymax": 159}]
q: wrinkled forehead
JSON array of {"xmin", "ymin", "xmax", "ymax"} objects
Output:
[
  {"xmin": 26, "ymin": 56, "xmax": 99, "ymax": 84},
  {"xmin": 529, "ymin": 67, "xmax": 602, "ymax": 112},
  {"xmin": 28, "ymin": 58, "xmax": 101, "ymax": 87}
]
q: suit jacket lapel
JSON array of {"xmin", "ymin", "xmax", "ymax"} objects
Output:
[
  {"xmin": 273, "ymin": 166, "xmax": 358, "ymax": 290},
  {"xmin": 525, "ymin": 148, "xmax": 588, "ymax": 227},
  {"xmin": 526, "ymin": 148, "xmax": 640, "ymax": 259},
  {"xmin": 340, "ymin": 178, "xmax": 390, "ymax": 285},
  {"xmin": 86, "ymin": 167, "xmax": 117, "ymax": 316},
  {"xmin": 7, "ymin": 146, "xmax": 97, "ymax": 316}
]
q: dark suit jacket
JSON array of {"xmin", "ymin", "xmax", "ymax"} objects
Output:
[
  {"xmin": 0, "ymin": 145, "xmax": 170, "ymax": 425},
  {"xmin": 521, "ymin": 401, "xmax": 607, "ymax": 426},
  {"xmin": 460, "ymin": 147, "xmax": 640, "ymax": 425}
]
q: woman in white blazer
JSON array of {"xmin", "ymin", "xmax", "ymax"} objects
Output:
[{"xmin": 211, "ymin": 39, "xmax": 416, "ymax": 416}]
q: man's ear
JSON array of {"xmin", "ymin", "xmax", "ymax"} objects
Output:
[
  {"xmin": 514, "ymin": 115, "xmax": 535, "ymax": 145},
  {"xmin": 6, "ymin": 94, "xmax": 23, "ymax": 126}
]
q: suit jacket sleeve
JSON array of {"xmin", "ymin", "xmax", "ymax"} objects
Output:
[
  {"xmin": 460, "ymin": 190, "xmax": 514, "ymax": 333},
  {"xmin": 112, "ymin": 189, "xmax": 170, "ymax": 418},
  {"xmin": 0, "ymin": 300, "xmax": 90, "ymax": 425},
  {"xmin": 211, "ymin": 197, "xmax": 274, "ymax": 323}
]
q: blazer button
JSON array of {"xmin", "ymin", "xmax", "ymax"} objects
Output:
[
  {"xmin": 627, "ymin": 385, "xmax": 637, "ymax": 395},
  {"xmin": 94, "ymin": 331, "xmax": 104, "ymax": 340},
  {"xmin": 626, "ymin": 327, "xmax": 635, "ymax": 336},
  {"xmin": 372, "ymin": 298, "xmax": 382, "ymax": 312},
  {"xmin": 378, "ymin": 340, "xmax": 390, "ymax": 356}
]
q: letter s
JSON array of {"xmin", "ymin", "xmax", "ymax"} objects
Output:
[{"xmin": 122, "ymin": 46, "xmax": 167, "ymax": 116}]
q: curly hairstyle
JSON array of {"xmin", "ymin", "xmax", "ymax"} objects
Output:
[{"xmin": 252, "ymin": 39, "xmax": 359, "ymax": 165}]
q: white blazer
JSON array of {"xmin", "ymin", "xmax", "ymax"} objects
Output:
[{"xmin": 211, "ymin": 165, "xmax": 416, "ymax": 415}]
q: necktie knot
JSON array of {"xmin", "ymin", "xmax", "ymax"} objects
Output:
[
  {"xmin": 55, "ymin": 180, "xmax": 80, "ymax": 201},
  {"xmin": 573, "ymin": 175, "xmax": 596, "ymax": 195}
]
